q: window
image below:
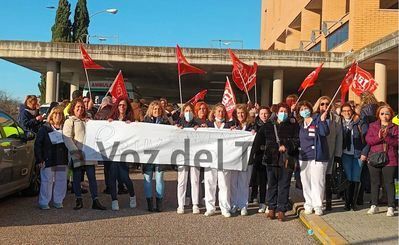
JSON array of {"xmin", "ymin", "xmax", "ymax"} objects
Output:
[
  {"xmin": 309, "ymin": 42, "xmax": 321, "ymax": 52},
  {"xmin": 326, "ymin": 22, "xmax": 349, "ymax": 51},
  {"xmin": 0, "ymin": 112, "xmax": 24, "ymax": 139},
  {"xmin": 380, "ymin": 0, "xmax": 398, "ymax": 9},
  {"xmin": 345, "ymin": 0, "xmax": 350, "ymax": 13}
]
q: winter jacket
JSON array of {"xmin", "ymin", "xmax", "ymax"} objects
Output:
[
  {"xmin": 365, "ymin": 121, "xmax": 398, "ymax": 167},
  {"xmin": 94, "ymin": 105, "xmax": 113, "ymax": 120},
  {"xmin": 34, "ymin": 122, "xmax": 68, "ymax": 167},
  {"xmin": 341, "ymin": 117, "xmax": 369, "ymax": 158},
  {"xmin": 176, "ymin": 117, "xmax": 200, "ymax": 128},
  {"xmin": 18, "ymin": 108, "xmax": 42, "ymax": 133},
  {"xmin": 250, "ymin": 118, "xmax": 300, "ymax": 167}
]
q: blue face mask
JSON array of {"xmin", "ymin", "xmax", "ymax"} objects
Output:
[
  {"xmin": 300, "ymin": 109, "xmax": 311, "ymax": 118},
  {"xmin": 184, "ymin": 111, "xmax": 193, "ymax": 122},
  {"xmin": 277, "ymin": 112, "xmax": 288, "ymax": 122}
]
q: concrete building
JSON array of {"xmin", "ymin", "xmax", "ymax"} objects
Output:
[{"xmin": 260, "ymin": 0, "xmax": 398, "ymax": 107}]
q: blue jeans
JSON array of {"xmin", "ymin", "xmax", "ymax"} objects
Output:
[
  {"xmin": 73, "ymin": 165, "xmax": 98, "ymax": 200},
  {"xmin": 143, "ymin": 164, "xmax": 165, "ymax": 199},
  {"xmin": 342, "ymin": 153, "xmax": 363, "ymax": 182},
  {"xmin": 109, "ymin": 162, "xmax": 135, "ymax": 200}
]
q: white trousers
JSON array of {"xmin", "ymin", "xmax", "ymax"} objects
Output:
[
  {"xmin": 299, "ymin": 160, "xmax": 327, "ymax": 210},
  {"xmin": 39, "ymin": 165, "xmax": 68, "ymax": 206},
  {"xmin": 230, "ymin": 165, "xmax": 253, "ymax": 209},
  {"xmin": 177, "ymin": 166, "xmax": 200, "ymax": 208},
  {"xmin": 204, "ymin": 168, "xmax": 231, "ymax": 213}
]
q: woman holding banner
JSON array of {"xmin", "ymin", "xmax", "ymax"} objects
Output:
[
  {"xmin": 297, "ymin": 101, "xmax": 329, "ymax": 216},
  {"xmin": 230, "ymin": 104, "xmax": 255, "ymax": 216},
  {"xmin": 204, "ymin": 103, "xmax": 235, "ymax": 217},
  {"xmin": 107, "ymin": 97, "xmax": 137, "ymax": 211},
  {"xmin": 63, "ymin": 98, "xmax": 106, "ymax": 210},
  {"xmin": 142, "ymin": 100, "xmax": 170, "ymax": 212},
  {"xmin": 194, "ymin": 101, "xmax": 210, "ymax": 127},
  {"xmin": 176, "ymin": 103, "xmax": 201, "ymax": 214},
  {"xmin": 313, "ymin": 96, "xmax": 342, "ymax": 211}
]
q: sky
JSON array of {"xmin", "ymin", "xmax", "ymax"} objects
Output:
[{"xmin": 0, "ymin": 0, "xmax": 261, "ymax": 101}]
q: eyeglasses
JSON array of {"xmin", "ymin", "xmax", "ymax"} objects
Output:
[
  {"xmin": 342, "ymin": 110, "xmax": 352, "ymax": 113},
  {"xmin": 380, "ymin": 112, "xmax": 391, "ymax": 116},
  {"xmin": 320, "ymin": 102, "xmax": 329, "ymax": 106},
  {"xmin": 118, "ymin": 104, "xmax": 127, "ymax": 107}
]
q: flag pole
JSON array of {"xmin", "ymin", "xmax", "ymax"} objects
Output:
[
  {"xmin": 326, "ymin": 84, "xmax": 342, "ymax": 112},
  {"xmin": 254, "ymin": 82, "xmax": 258, "ymax": 104},
  {"xmin": 84, "ymin": 68, "xmax": 92, "ymax": 101},
  {"xmin": 178, "ymin": 74, "xmax": 183, "ymax": 107},
  {"xmin": 237, "ymin": 69, "xmax": 251, "ymax": 102},
  {"xmin": 297, "ymin": 85, "xmax": 309, "ymax": 102}
]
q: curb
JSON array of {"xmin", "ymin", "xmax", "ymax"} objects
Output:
[{"xmin": 298, "ymin": 208, "xmax": 349, "ymax": 245}]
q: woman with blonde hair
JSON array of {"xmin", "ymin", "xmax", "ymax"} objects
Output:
[
  {"xmin": 204, "ymin": 103, "xmax": 235, "ymax": 217},
  {"xmin": 313, "ymin": 96, "xmax": 342, "ymax": 211},
  {"xmin": 34, "ymin": 106, "xmax": 69, "ymax": 209},
  {"xmin": 142, "ymin": 100, "xmax": 171, "ymax": 212},
  {"xmin": 63, "ymin": 98, "xmax": 106, "ymax": 210},
  {"xmin": 230, "ymin": 104, "xmax": 254, "ymax": 216}
]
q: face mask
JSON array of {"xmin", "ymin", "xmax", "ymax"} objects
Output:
[
  {"xmin": 300, "ymin": 109, "xmax": 311, "ymax": 118},
  {"xmin": 277, "ymin": 112, "xmax": 288, "ymax": 122},
  {"xmin": 184, "ymin": 111, "xmax": 193, "ymax": 122},
  {"xmin": 215, "ymin": 117, "xmax": 225, "ymax": 123}
]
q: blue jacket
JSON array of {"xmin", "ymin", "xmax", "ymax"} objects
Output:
[
  {"xmin": 34, "ymin": 123, "xmax": 68, "ymax": 167},
  {"xmin": 299, "ymin": 114, "xmax": 330, "ymax": 162},
  {"xmin": 18, "ymin": 109, "xmax": 42, "ymax": 134},
  {"xmin": 342, "ymin": 118, "xmax": 370, "ymax": 158}
]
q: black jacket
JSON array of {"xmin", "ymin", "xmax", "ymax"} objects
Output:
[
  {"xmin": 206, "ymin": 120, "xmax": 235, "ymax": 129},
  {"xmin": 18, "ymin": 109, "xmax": 42, "ymax": 133},
  {"xmin": 34, "ymin": 122, "xmax": 68, "ymax": 167},
  {"xmin": 250, "ymin": 119, "xmax": 299, "ymax": 167},
  {"xmin": 176, "ymin": 118, "xmax": 199, "ymax": 128}
]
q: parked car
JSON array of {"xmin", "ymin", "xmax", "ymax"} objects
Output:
[{"xmin": 0, "ymin": 109, "xmax": 39, "ymax": 198}]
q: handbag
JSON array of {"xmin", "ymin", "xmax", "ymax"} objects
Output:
[{"xmin": 368, "ymin": 143, "xmax": 388, "ymax": 168}]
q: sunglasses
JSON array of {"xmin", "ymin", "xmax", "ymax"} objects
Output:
[
  {"xmin": 380, "ymin": 112, "xmax": 391, "ymax": 116},
  {"xmin": 320, "ymin": 102, "xmax": 329, "ymax": 106}
]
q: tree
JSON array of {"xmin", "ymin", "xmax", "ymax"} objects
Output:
[
  {"xmin": 38, "ymin": 74, "xmax": 46, "ymax": 104},
  {"xmin": 72, "ymin": 0, "xmax": 90, "ymax": 43},
  {"xmin": 51, "ymin": 0, "xmax": 73, "ymax": 42},
  {"xmin": 0, "ymin": 90, "xmax": 20, "ymax": 119}
]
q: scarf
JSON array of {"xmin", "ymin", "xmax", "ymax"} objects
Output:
[{"xmin": 343, "ymin": 118, "xmax": 354, "ymax": 151}]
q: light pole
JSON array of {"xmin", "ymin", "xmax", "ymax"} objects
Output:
[{"xmin": 90, "ymin": 8, "xmax": 118, "ymax": 18}]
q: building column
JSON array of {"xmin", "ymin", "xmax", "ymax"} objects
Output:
[
  {"xmin": 70, "ymin": 73, "xmax": 80, "ymax": 100},
  {"xmin": 272, "ymin": 70, "xmax": 284, "ymax": 104},
  {"xmin": 374, "ymin": 62, "xmax": 387, "ymax": 102},
  {"xmin": 260, "ymin": 79, "xmax": 271, "ymax": 106},
  {"xmin": 45, "ymin": 61, "xmax": 60, "ymax": 103}
]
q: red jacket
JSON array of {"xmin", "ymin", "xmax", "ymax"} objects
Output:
[{"xmin": 365, "ymin": 121, "xmax": 398, "ymax": 167}]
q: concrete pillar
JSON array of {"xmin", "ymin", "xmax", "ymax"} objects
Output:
[
  {"xmin": 374, "ymin": 62, "xmax": 387, "ymax": 102},
  {"xmin": 272, "ymin": 70, "xmax": 284, "ymax": 104},
  {"xmin": 70, "ymin": 73, "xmax": 80, "ymax": 100},
  {"xmin": 45, "ymin": 61, "xmax": 60, "ymax": 104},
  {"xmin": 261, "ymin": 79, "xmax": 271, "ymax": 106}
]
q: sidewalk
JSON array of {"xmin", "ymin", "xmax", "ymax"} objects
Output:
[{"xmin": 291, "ymin": 188, "xmax": 399, "ymax": 244}]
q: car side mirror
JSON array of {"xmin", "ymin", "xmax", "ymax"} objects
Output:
[{"xmin": 24, "ymin": 131, "xmax": 36, "ymax": 141}]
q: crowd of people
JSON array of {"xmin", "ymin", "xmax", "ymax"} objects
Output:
[{"xmin": 18, "ymin": 90, "xmax": 398, "ymax": 221}]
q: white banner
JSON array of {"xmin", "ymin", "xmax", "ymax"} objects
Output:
[{"xmin": 83, "ymin": 121, "xmax": 255, "ymax": 171}]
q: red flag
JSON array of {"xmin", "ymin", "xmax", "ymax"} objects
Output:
[
  {"xmin": 79, "ymin": 44, "xmax": 104, "ymax": 70},
  {"xmin": 187, "ymin": 89, "xmax": 207, "ymax": 104},
  {"xmin": 222, "ymin": 77, "xmax": 236, "ymax": 119},
  {"xmin": 176, "ymin": 45, "xmax": 206, "ymax": 76},
  {"xmin": 109, "ymin": 70, "xmax": 128, "ymax": 102},
  {"xmin": 298, "ymin": 63, "xmax": 323, "ymax": 92},
  {"xmin": 340, "ymin": 62, "xmax": 357, "ymax": 103},
  {"xmin": 351, "ymin": 66, "xmax": 378, "ymax": 96},
  {"xmin": 228, "ymin": 49, "xmax": 257, "ymax": 91}
]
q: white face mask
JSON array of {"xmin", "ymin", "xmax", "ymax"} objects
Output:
[
  {"xmin": 184, "ymin": 111, "xmax": 193, "ymax": 122},
  {"xmin": 215, "ymin": 117, "xmax": 225, "ymax": 123}
]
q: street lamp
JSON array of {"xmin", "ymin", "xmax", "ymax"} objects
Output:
[{"xmin": 90, "ymin": 8, "xmax": 118, "ymax": 18}]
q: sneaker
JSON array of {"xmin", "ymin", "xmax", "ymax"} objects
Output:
[
  {"xmin": 39, "ymin": 204, "xmax": 50, "ymax": 210},
  {"xmin": 314, "ymin": 209, "xmax": 323, "ymax": 216},
  {"xmin": 265, "ymin": 206, "xmax": 269, "ymax": 214},
  {"xmin": 241, "ymin": 207, "xmax": 248, "ymax": 216},
  {"xmin": 204, "ymin": 210, "xmax": 215, "ymax": 217},
  {"xmin": 112, "ymin": 200, "xmax": 120, "ymax": 211},
  {"xmin": 222, "ymin": 211, "xmax": 231, "ymax": 218},
  {"xmin": 177, "ymin": 207, "xmax": 185, "ymax": 214},
  {"xmin": 386, "ymin": 207, "xmax": 394, "ymax": 217},
  {"xmin": 129, "ymin": 196, "xmax": 137, "ymax": 208},
  {"xmin": 53, "ymin": 203, "xmax": 63, "ymax": 209},
  {"xmin": 230, "ymin": 205, "xmax": 239, "ymax": 214},
  {"xmin": 304, "ymin": 208, "xmax": 313, "ymax": 215},
  {"xmin": 367, "ymin": 205, "xmax": 379, "ymax": 215},
  {"xmin": 258, "ymin": 204, "xmax": 266, "ymax": 213},
  {"xmin": 192, "ymin": 205, "xmax": 200, "ymax": 214}
]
